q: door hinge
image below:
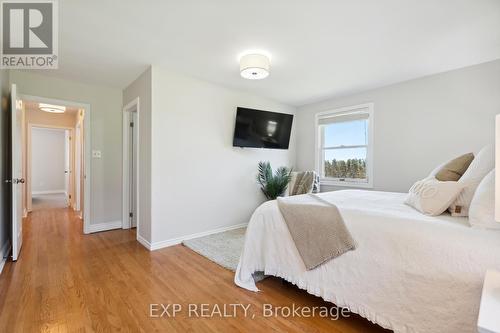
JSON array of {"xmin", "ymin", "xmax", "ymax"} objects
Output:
[
  {"xmin": 129, "ymin": 212, "xmax": 133, "ymax": 218},
  {"xmin": 69, "ymin": 194, "xmax": 72, "ymax": 199},
  {"xmin": 130, "ymin": 122, "xmax": 134, "ymax": 128}
]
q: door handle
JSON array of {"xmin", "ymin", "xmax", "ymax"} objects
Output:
[{"xmin": 8, "ymin": 178, "xmax": 25, "ymax": 184}]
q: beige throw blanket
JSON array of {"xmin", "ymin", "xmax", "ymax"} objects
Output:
[{"xmin": 277, "ymin": 194, "xmax": 356, "ymax": 270}]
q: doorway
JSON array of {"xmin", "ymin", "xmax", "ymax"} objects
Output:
[
  {"xmin": 19, "ymin": 94, "xmax": 91, "ymax": 232},
  {"xmin": 122, "ymin": 98, "xmax": 139, "ymax": 230},
  {"xmin": 8, "ymin": 86, "xmax": 92, "ymax": 261},
  {"xmin": 29, "ymin": 126, "xmax": 71, "ymax": 210}
]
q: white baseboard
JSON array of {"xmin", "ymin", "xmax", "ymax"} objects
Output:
[
  {"xmin": 32, "ymin": 190, "xmax": 66, "ymax": 195},
  {"xmin": 137, "ymin": 234, "xmax": 152, "ymax": 250},
  {"xmin": 147, "ymin": 223, "xmax": 248, "ymax": 251},
  {"xmin": 86, "ymin": 220, "xmax": 122, "ymax": 234},
  {"xmin": 0, "ymin": 241, "xmax": 11, "ymax": 275}
]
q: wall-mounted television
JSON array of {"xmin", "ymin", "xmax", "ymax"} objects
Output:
[{"xmin": 232, "ymin": 107, "xmax": 293, "ymax": 149}]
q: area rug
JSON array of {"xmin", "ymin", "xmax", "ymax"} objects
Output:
[
  {"xmin": 182, "ymin": 227, "xmax": 266, "ymax": 282},
  {"xmin": 182, "ymin": 227, "xmax": 246, "ymax": 271}
]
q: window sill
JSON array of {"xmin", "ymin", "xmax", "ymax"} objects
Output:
[{"xmin": 320, "ymin": 178, "xmax": 373, "ymax": 189}]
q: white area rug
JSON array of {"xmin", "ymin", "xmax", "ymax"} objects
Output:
[
  {"xmin": 182, "ymin": 227, "xmax": 246, "ymax": 271},
  {"xmin": 182, "ymin": 227, "xmax": 266, "ymax": 282}
]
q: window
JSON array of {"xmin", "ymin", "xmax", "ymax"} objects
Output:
[{"xmin": 315, "ymin": 103, "xmax": 373, "ymax": 188}]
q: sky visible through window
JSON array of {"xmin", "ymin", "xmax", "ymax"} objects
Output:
[{"xmin": 324, "ymin": 120, "xmax": 367, "ymax": 161}]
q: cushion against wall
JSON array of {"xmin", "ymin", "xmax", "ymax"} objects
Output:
[
  {"xmin": 468, "ymin": 170, "xmax": 500, "ymax": 229},
  {"xmin": 405, "ymin": 178, "xmax": 464, "ymax": 216},
  {"xmin": 435, "ymin": 153, "xmax": 474, "ymax": 181},
  {"xmin": 285, "ymin": 171, "xmax": 320, "ymax": 196},
  {"xmin": 428, "ymin": 161, "xmax": 447, "ymax": 178},
  {"xmin": 449, "ymin": 145, "xmax": 494, "ymax": 217}
]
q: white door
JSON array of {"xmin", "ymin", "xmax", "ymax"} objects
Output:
[
  {"xmin": 64, "ymin": 130, "xmax": 70, "ymax": 206},
  {"xmin": 75, "ymin": 125, "xmax": 81, "ymax": 211},
  {"xmin": 10, "ymin": 84, "xmax": 24, "ymax": 261}
]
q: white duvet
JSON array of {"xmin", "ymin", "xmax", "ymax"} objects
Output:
[{"xmin": 235, "ymin": 190, "xmax": 500, "ymax": 333}]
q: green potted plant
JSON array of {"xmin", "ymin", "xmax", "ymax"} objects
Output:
[{"xmin": 256, "ymin": 161, "xmax": 292, "ymax": 200}]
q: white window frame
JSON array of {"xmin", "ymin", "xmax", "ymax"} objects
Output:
[{"xmin": 314, "ymin": 103, "xmax": 374, "ymax": 188}]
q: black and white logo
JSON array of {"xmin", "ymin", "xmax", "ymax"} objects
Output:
[{"xmin": 1, "ymin": 0, "xmax": 58, "ymax": 68}]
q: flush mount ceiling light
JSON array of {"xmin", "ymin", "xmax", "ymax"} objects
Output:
[
  {"xmin": 239, "ymin": 53, "xmax": 271, "ymax": 80},
  {"xmin": 39, "ymin": 103, "xmax": 66, "ymax": 113}
]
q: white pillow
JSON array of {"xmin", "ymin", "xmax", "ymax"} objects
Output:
[
  {"xmin": 449, "ymin": 145, "xmax": 494, "ymax": 216},
  {"xmin": 405, "ymin": 178, "xmax": 465, "ymax": 216},
  {"xmin": 469, "ymin": 170, "xmax": 500, "ymax": 229}
]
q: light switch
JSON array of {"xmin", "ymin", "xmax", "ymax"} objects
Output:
[{"xmin": 92, "ymin": 150, "xmax": 102, "ymax": 158}]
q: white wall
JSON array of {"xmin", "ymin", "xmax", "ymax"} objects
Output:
[
  {"xmin": 296, "ymin": 59, "xmax": 500, "ymax": 193},
  {"xmin": 10, "ymin": 71, "xmax": 123, "ymax": 226},
  {"xmin": 123, "ymin": 67, "xmax": 152, "ymax": 242},
  {"xmin": 0, "ymin": 69, "xmax": 10, "ymax": 264},
  {"xmin": 31, "ymin": 128, "xmax": 66, "ymax": 193},
  {"xmin": 150, "ymin": 66, "xmax": 296, "ymax": 244}
]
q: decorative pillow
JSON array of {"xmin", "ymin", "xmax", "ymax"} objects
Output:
[
  {"xmin": 405, "ymin": 178, "xmax": 465, "ymax": 216},
  {"xmin": 469, "ymin": 170, "xmax": 500, "ymax": 229},
  {"xmin": 285, "ymin": 171, "xmax": 320, "ymax": 196},
  {"xmin": 428, "ymin": 161, "xmax": 448, "ymax": 178},
  {"xmin": 435, "ymin": 153, "xmax": 474, "ymax": 181},
  {"xmin": 449, "ymin": 145, "xmax": 494, "ymax": 216}
]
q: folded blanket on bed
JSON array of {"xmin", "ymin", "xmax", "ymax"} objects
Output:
[{"xmin": 277, "ymin": 194, "xmax": 356, "ymax": 270}]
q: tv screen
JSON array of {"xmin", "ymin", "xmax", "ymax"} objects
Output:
[{"xmin": 233, "ymin": 107, "xmax": 293, "ymax": 149}]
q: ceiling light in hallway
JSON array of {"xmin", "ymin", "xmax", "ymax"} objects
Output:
[{"xmin": 39, "ymin": 103, "xmax": 66, "ymax": 113}]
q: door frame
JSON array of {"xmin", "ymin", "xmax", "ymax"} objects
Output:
[
  {"xmin": 19, "ymin": 94, "xmax": 92, "ymax": 232},
  {"xmin": 27, "ymin": 124, "xmax": 74, "ymax": 210},
  {"xmin": 122, "ymin": 97, "xmax": 140, "ymax": 233},
  {"xmin": 74, "ymin": 123, "xmax": 81, "ymax": 212}
]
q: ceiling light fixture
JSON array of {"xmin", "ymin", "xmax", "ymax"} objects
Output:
[
  {"xmin": 39, "ymin": 103, "xmax": 66, "ymax": 113},
  {"xmin": 239, "ymin": 53, "xmax": 270, "ymax": 80}
]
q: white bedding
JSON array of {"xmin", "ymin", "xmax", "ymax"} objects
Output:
[{"xmin": 235, "ymin": 190, "xmax": 500, "ymax": 333}]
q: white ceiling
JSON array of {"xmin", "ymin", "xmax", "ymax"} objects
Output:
[{"xmin": 37, "ymin": 0, "xmax": 500, "ymax": 106}]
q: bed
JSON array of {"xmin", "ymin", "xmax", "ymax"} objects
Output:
[{"xmin": 235, "ymin": 190, "xmax": 500, "ymax": 333}]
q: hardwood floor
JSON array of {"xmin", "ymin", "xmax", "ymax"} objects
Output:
[{"xmin": 0, "ymin": 208, "xmax": 389, "ymax": 332}]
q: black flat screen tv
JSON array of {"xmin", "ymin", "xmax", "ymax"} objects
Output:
[{"xmin": 233, "ymin": 107, "xmax": 293, "ymax": 149}]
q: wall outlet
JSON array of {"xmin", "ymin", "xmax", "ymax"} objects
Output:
[{"xmin": 92, "ymin": 150, "xmax": 102, "ymax": 158}]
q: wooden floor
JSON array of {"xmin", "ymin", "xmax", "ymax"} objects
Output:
[{"xmin": 0, "ymin": 208, "xmax": 389, "ymax": 332}]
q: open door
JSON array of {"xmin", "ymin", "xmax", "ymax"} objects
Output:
[
  {"xmin": 10, "ymin": 84, "xmax": 24, "ymax": 261},
  {"xmin": 64, "ymin": 130, "xmax": 70, "ymax": 207}
]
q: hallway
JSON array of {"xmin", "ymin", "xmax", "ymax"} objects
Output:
[
  {"xmin": 0, "ymin": 208, "xmax": 386, "ymax": 332},
  {"xmin": 32, "ymin": 193, "xmax": 68, "ymax": 210}
]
